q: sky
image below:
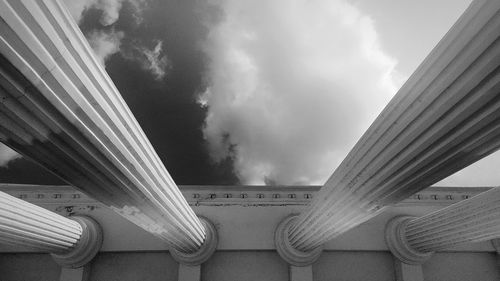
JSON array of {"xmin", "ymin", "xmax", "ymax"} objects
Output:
[{"xmin": 1, "ymin": 0, "xmax": 497, "ymax": 187}]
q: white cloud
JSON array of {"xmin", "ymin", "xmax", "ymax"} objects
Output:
[
  {"xmin": 200, "ymin": 0, "xmax": 401, "ymax": 185},
  {"xmin": 87, "ymin": 29, "xmax": 124, "ymax": 66},
  {"xmin": 64, "ymin": 0, "xmax": 145, "ymax": 67},
  {"xmin": 0, "ymin": 143, "xmax": 21, "ymax": 167},
  {"xmin": 137, "ymin": 41, "xmax": 170, "ymax": 80},
  {"xmin": 64, "ymin": 0, "xmax": 98, "ymax": 24},
  {"xmin": 121, "ymin": 40, "xmax": 171, "ymax": 80},
  {"xmin": 64, "ymin": 0, "xmax": 145, "ymax": 26}
]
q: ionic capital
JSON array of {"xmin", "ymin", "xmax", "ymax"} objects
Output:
[
  {"xmin": 51, "ymin": 216, "xmax": 103, "ymax": 268},
  {"xmin": 170, "ymin": 216, "xmax": 218, "ymax": 266},
  {"xmin": 275, "ymin": 215, "xmax": 323, "ymax": 267},
  {"xmin": 385, "ymin": 216, "xmax": 433, "ymax": 265}
]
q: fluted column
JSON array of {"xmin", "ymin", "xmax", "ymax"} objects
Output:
[
  {"xmin": 273, "ymin": 0, "xmax": 500, "ymax": 266},
  {"xmin": 0, "ymin": 0, "xmax": 216, "ymax": 261},
  {"xmin": 386, "ymin": 187, "xmax": 500, "ymax": 264},
  {"xmin": 0, "ymin": 191, "xmax": 102, "ymax": 268}
]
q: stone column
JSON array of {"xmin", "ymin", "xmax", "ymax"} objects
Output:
[
  {"xmin": 275, "ymin": 0, "xmax": 500, "ymax": 265},
  {"xmin": 0, "ymin": 0, "xmax": 216, "ymax": 259},
  {"xmin": 386, "ymin": 187, "xmax": 500, "ymax": 265},
  {"xmin": 0, "ymin": 191, "xmax": 102, "ymax": 268}
]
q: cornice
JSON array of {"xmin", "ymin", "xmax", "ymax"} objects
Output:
[{"xmin": 0, "ymin": 184, "xmax": 492, "ymax": 208}]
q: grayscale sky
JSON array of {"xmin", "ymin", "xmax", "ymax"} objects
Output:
[{"xmin": 2, "ymin": 0, "xmax": 497, "ymax": 187}]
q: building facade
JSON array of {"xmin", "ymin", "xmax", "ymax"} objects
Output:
[{"xmin": 1, "ymin": 0, "xmax": 500, "ymax": 280}]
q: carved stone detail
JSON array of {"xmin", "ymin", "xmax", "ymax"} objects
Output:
[
  {"xmin": 275, "ymin": 215, "xmax": 323, "ymax": 266},
  {"xmin": 170, "ymin": 217, "xmax": 218, "ymax": 266}
]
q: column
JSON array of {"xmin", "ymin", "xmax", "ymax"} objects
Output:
[
  {"xmin": 0, "ymin": 0, "xmax": 216, "ymax": 260},
  {"xmin": 275, "ymin": 0, "xmax": 500, "ymax": 266},
  {"xmin": 0, "ymin": 191, "xmax": 102, "ymax": 268},
  {"xmin": 385, "ymin": 187, "xmax": 500, "ymax": 265}
]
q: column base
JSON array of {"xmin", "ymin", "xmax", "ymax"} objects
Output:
[
  {"xmin": 51, "ymin": 216, "xmax": 103, "ymax": 268},
  {"xmin": 385, "ymin": 216, "xmax": 433, "ymax": 265},
  {"xmin": 275, "ymin": 215, "xmax": 323, "ymax": 267},
  {"xmin": 170, "ymin": 216, "xmax": 218, "ymax": 266}
]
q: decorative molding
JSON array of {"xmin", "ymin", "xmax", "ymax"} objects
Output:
[
  {"xmin": 0, "ymin": 184, "xmax": 491, "ymax": 208},
  {"xmin": 385, "ymin": 216, "xmax": 433, "ymax": 265},
  {"xmin": 275, "ymin": 215, "xmax": 323, "ymax": 266},
  {"xmin": 170, "ymin": 217, "xmax": 218, "ymax": 266},
  {"xmin": 51, "ymin": 216, "xmax": 103, "ymax": 268}
]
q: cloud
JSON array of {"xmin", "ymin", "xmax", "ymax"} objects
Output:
[
  {"xmin": 121, "ymin": 40, "xmax": 171, "ymax": 80},
  {"xmin": 64, "ymin": 0, "xmax": 146, "ymax": 67},
  {"xmin": 64, "ymin": 0, "xmax": 98, "ymax": 24},
  {"xmin": 65, "ymin": 1, "xmax": 167, "ymax": 77},
  {"xmin": 0, "ymin": 143, "xmax": 21, "ymax": 167},
  {"xmin": 87, "ymin": 29, "xmax": 125, "ymax": 66},
  {"xmin": 136, "ymin": 41, "xmax": 170, "ymax": 80},
  {"xmin": 200, "ymin": 0, "xmax": 401, "ymax": 185},
  {"xmin": 64, "ymin": 0, "xmax": 145, "ymax": 26}
]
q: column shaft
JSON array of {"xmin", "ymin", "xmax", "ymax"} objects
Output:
[
  {"xmin": 0, "ymin": 191, "xmax": 82, "ymax": 253},
  {"xmin": 288, "ymin": 0, "xmax": 500, "ymax": 252},
  {"xmin": 0, "ymin": 0, "xmax": 204, "ymax": 253},
  {"xmin": 405, "ymin": 187, "xmax": 500, "ymax": 252},
  {"xmin": 0, "ymin": 191, "xmax": 103, "ymax": 268}
]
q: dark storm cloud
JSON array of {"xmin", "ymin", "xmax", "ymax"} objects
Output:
[{"xmin": 0, "ymin": 0, "xmax": 237, "ymax": 185}]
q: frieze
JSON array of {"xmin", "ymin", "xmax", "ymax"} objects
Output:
[{"xmin": 0, "ymin": 184, "xmax": 494, "ymax": 207}]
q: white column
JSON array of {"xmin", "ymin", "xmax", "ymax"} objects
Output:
[
  {"xmin": 0, "ymin": 0, "xmax": 216, "ymax": 260},
  {"xmin": 0, "ymin": 191, "xmax": 102, "ymax": 268},
  {"xmin": 386, "ymin": 187, "xmax": 500, "ymax": 264},
  {"xmin": 275, "ymin": 0, "xmax": 500, "ymax": 265}
]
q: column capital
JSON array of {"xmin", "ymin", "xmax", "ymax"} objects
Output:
[
  {"xmin": 385, "ymin": 216, "xmax": 433, "ymax": 265},
  {"xmin": 170, "ymin": 216, "xmax": 218, "ymax": 266},
  {"xmin": 275, "ymin": 215, "xmax": 323, "ymax": 267},
  {"xmin": 51, "ymin": 216, "xmax": 103, "ymax": 268}
]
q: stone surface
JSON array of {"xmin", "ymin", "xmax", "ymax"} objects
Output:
[{"xmin": 178, "ymin": 264, "xmax": 200, "ymax": 281}]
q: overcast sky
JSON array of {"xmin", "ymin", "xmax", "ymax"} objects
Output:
[{"xmin": 2, "ymin": 0, "xmax": 497, "ymax": 187}]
